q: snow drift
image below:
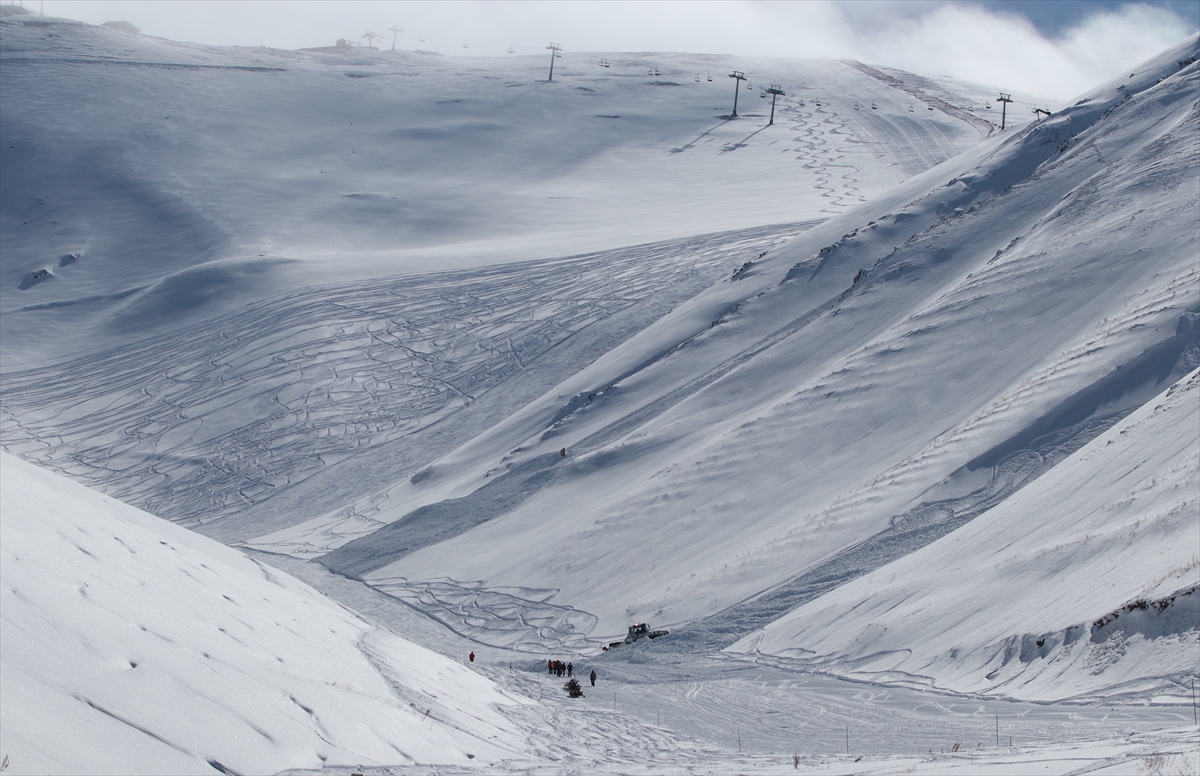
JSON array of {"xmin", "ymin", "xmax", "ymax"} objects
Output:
[{"xmin": 0, "ymin": 13, "xmax": 1044, "ymax": 537}]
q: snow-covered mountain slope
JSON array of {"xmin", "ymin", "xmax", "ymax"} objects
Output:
[
  {"xmin": 0, "ymin": 15, "xmax": 1048, "ymax": 534},
  {"xmin": 731, "ymin": 369, "xmax": 1200, "ymax": 701},
  {"xmin": 0, "ymin": 13, "xmax": 1046, "ymax": 368},
  {"xmin": 0, "ymin": 452, "xmax": 525, "ymax": 775},
  {"xmin": 1, "ymin": 11, "xmax": 1196, "ymax": 709},
  {"xmin": 289, "ymin": 35, "xmax": 1199, "ymax": 683},
  {"xmin": 1, "ymin": 456, "xmax": 1195, "ymax": 775}
]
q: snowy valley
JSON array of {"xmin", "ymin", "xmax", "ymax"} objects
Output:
[{"xmin": 1, "ymin": 8, "xmax": 1198, "ymax": 775}]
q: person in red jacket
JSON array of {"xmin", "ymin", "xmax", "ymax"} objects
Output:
[{"xmin": 469, "ymin": 652, "xmax": 475, "ymax": 662}]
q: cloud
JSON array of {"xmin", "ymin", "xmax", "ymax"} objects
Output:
[
  {"xmin": 42, "ymin": 0, "xmax": 1198, "ymax": 99},
  {"xmin": 1057, "ymin": 4, "xmax": 1197, "ymax": 84},
  {"xmin": 827, "ymin": 2, "xmax": 1196, "ymax": 99}
]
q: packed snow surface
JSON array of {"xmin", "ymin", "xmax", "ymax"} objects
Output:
[{"xmin": 7, "ymin": 448, "xmax": 1193, "ymax": 775}]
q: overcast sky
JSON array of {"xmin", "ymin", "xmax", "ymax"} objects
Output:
[{"xmin": 36, "ymin": 0, "xmax": 1200, "ymax": 98}]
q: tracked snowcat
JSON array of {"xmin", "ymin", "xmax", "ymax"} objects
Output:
[{"xmin": 606, "ymin": 622, "xmax": 669, "ymax": 650}]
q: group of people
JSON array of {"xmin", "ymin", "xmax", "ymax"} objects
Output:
[
  {"xmin": 469, "ymin": 653, "xmax": 597, "ymax": 690},
  {"xmin": 548, "ymin": 659, "xmax": 597, "ymax": 687}
]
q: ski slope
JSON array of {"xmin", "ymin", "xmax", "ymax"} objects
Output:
[
  {"xmin": 286, "ymin": 34, "xmax": 1198, "ymax": 702},
  {"xmin": 3, "ymin": 445, "xmax": 1195, "ymax": 775},
  {"xmin": 1, "ymin": 11, "xmax": 1198, "ymax": 771},
  {"xmin": 0, "ymin": 14, "xmax": 1049, "ymax": 537},
  {"xmin": 0, "ymin": 13, "xmax": 1048, "ymax": 369},
  {"xmin": 733, "ymin": 369, "xmax": 1200, "ymax": 701},
  {"xmin": 0, "ymin": 452, "xmax": 526, "ymax": 775}
]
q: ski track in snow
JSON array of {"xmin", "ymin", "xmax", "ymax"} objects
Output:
[
  {"xmin": 3, "ymin": 15, "xmax": 1199, "ymax": 774},
  {"xmin": 0, "ymin": 222, "xmax": 813, "ymax": 538},
  {"xmin": 371, "ymin": 578, "xmax": 601, "ymax": 654},
  {"xmin": 258, "ymin": 553, "xmax": 1199, "ymax": 776}
]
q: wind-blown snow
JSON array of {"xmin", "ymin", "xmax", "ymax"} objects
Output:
[{"xmin": 0, "ymin": 452, "xmax": 524, "ymax": 775}]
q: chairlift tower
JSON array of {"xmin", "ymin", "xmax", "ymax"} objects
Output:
[
  {"xmin": 387, "ymin": 25, "xmax": 403, "ymax": 51},
  {"xmin": 996, "ymin": 93, "xmax": 1013, "ymax": 130},
  {"xmin": 764, "ymin": 84, "xmax": 785, "ymax": 125},
  {"xmin": 729, "ymin": 71, "xmax": 747, "ymax": 117},
  {"xmin": 1032, "ymin": 106, "xmax": 1052, "ymax": 122},
  {"xmin": 546, "ymin": 42, "xmax": 562, "ymax": 81}
]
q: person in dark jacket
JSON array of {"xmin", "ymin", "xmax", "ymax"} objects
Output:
[
  {"xmin": 589, "ymin": 670, "xmax": 597, "ymax": 686},
  {"xmin": 567, "ymin": 662, "xmax": 573, "ymax": 677}
]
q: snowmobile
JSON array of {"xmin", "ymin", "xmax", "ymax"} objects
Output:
[{"xmin": 606, "ymin": 622, "xmax": 669, "ymax": 649}]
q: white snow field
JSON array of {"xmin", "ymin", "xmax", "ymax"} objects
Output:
[
  {"xmin": 1, "ymin": 447, "xmax": 1196, "ymax": 775},
  {"xmin": 7, "ymin": 407, "xmax": 1190, "ymax": 776},
  {"xmin": 732, "ymin": 369, "xmax": 1200, "ymax": 701},
  {"xmin": 299, "ymin": 33, "xmax": 1199, "ymax": 685},
  {"xmin": 2, "ymin": 7, "xmax": 1199, "ymax": 775},
  {"xmin": 0, "ymin": 452, "xmax": 527, "ymax": 775},
  {"xmin": 0, "ymin": 12, "xmax": 1046, "ymax": 369},
  {"xmin": 0, "ymin": 15, "xmax": 1047, "ymax": 536}
]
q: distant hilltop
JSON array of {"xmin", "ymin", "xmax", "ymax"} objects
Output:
[
  {"xmin": 297, "ymin": 38, "xmax": 365, "ymax": 54},
  {"xmin": 101, "ymin": 20, "xmax": 140, "ymax": 34}
]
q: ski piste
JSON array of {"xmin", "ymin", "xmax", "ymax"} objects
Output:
[{"xmin": 1, "ymin": 8, "xmax": 1197, "ymax": 774}]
